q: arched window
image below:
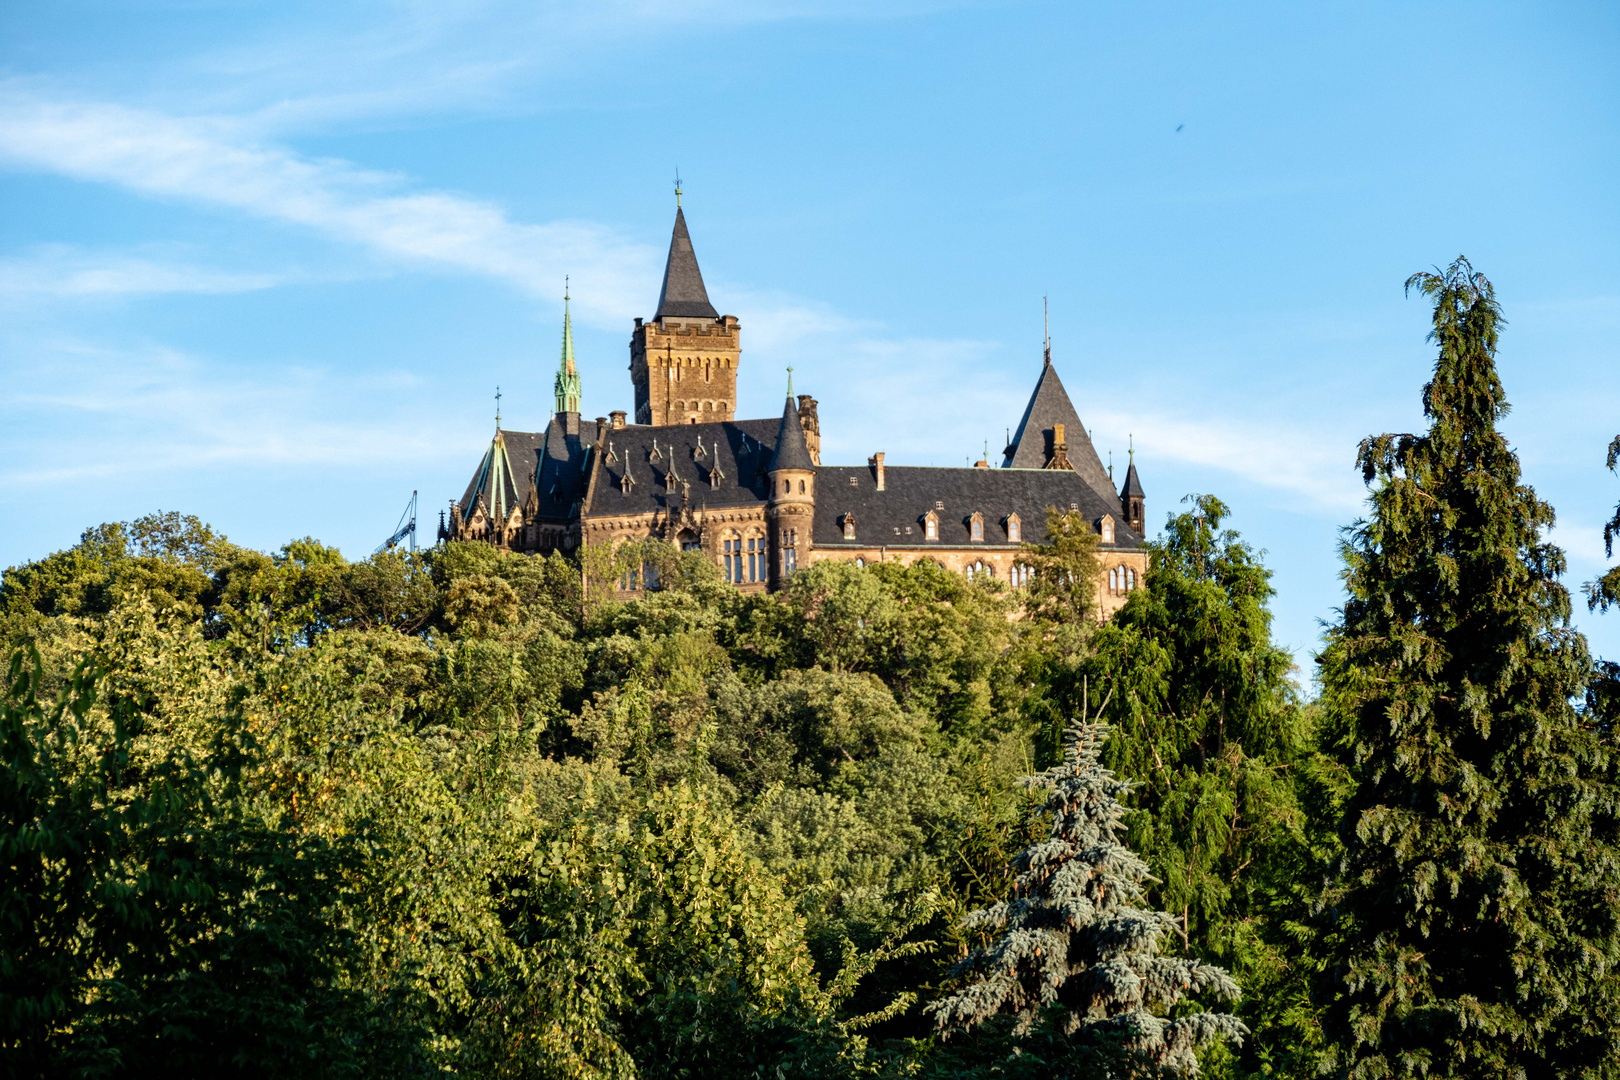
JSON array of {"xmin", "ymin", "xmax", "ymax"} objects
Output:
[
  {"xmin": 723, "ymin": 536, "xmax": 741, "ymax": 583},
  {"xmin": 1127, "ymin": 568, "xmax": 1136, "ymax": 590},
  {"xmin": 854, "ymin": 557, "xmax": 865, "ymax": 569},
  {"xmin": 1101, "ymin": 516, "xmax": 1115, "ymax": 544},
  {"xmin": 1109, "ymin": 568, "xmax": 1118, "ymax": 592},
  {"xmin": 924, "ymin": 511, "xmax": 938, "ymax": 540},
  {"xmin": 970, "ymin": 512, "xmax": 984, "ymax": 542},
  {"xmin": 784, "ymin": 479, "xmax": 791, "ymax": 494},
  {"xmin": 1007, "ymin": 514, "xmax": 1021, "ymax": 543},
  {"xmin": 799, "ymin": 479, "xmax": 806, "ymax": 494},
  {"xmin": 747, "ymin": 535, "xmax": 761, "ymax": 582},
  {"xmin": 783, "ymin": 528, "xmax": 798, "ymax": 574}
]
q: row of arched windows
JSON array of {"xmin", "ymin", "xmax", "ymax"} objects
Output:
[
  {"xmin": 723, "ymin": 534, "xmax": 765, "ymax": 584},
  {"xmin": 672, "ymin": 400, "xmax": 722, "ymax": 413},
  {"xmin": 1108, "ymin": 565, "xmax": 1137, "ymax": 594}
]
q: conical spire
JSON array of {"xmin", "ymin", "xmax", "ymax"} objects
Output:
[
  {"xmin": 655, "ymin": 207, "xmax": 719, "ymax": 320},
  {"xmin": 769, "ymin": 393, "xmax": 814, "ymax": 473},
  {"xmin": 554, "ymin": 281, "xmax": 581, "ymax": 415},
  {"xmin": 1120, "ymin": 440, "xmax": 1145, "ymax": 499}
]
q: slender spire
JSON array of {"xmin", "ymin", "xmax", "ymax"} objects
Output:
[
  {"xmin": 554, "ymin": 279, "xmax": 581, "ymax": 415},
  {"xmin": 495, "ymin": 385, "xmax": 502, "ymax": 429},
  {"xmin": 769, "ymin": 393, "xmax": 814, "ymax": 473},
  {"xmin": 787, "ymin": 364, "xmax": 794, "ymax": 399}
]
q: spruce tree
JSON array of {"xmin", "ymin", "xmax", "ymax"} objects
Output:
[
  {"xmin": 1317, "ymin": 257, "xmax": 1620, "ymax": 1077},
  {"xmin": 927, "ymin": 718, "xmax": 1247, "ymax": 1075},
  {"xmin": 1586, "ymin": 434, "xmax": 1620, "ymax": 615}
]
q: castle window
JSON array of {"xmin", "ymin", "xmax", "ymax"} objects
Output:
[
  {"xmin": 970, "ymin": 512, "xmax": 984, "ymax": 542},
  {"xmin": 681, "ymin": 537, "xmax": 702, "ymax": 553},
  {"xmin": 854, "ymin": 557, "xmax": 865, "ymax": 569},
  {"xmin": 799, "ymin": 479, "xmax": 806, "ymax": 494},
  {"xmin": 644, "ymin": 562, "xmax": 661, "ymax": 590},
  {"xmin": 724, "ymin": 537, "xmax": 740, "ymax": 583},
  {"xmin": 783, "ymin": 528, "xmax": 798, "ymax": 574},
  {"xmin": 849, "ymin": 477, "xmax": 858, "ymax": 486},
  {"xmin": 1109, "ymin": 568, "xmax": 1119, "ymax": 592},
  {"xmin": 1011, "ymin": 563, "xmax": 1032, "ymax": 587},
  {"xmin": 1127, "ymin": 568, "xmax": 1137, "ymax": 590},
  {"xmin": 1101, "ymin": 516, "xmax": 1115, "ymax": 544},
  {"xmin": 966, "ymin": 560, "xmax": 991, "ymax": 579},
  {"xmin": 924, "ymin": 511, "xmax": 938, "ymax": 540},
  {"xmin": 748, "ymin": 536, "xmax": 761, "ymax": 582},
  {"xmin": 1007, "ymin": 514, "xmax": 1021, "ymax": 543},
  {"xmin": 843, "ymin": 513, "xmax": 857, "ymax": 540},
  {"xmin": 784, "ymin": 480, "xmax": 791, "ymax": 494}
]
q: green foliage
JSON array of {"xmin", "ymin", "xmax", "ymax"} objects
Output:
[
  {"xmin": 927, "ymin": 718, "xmax": 1246, "ymax": 1076},
  {"xmin": 1317, "ymin": 257, "xmax": 1620, "ymax": 1078},
  {"xmin": 1587, "ymin": 434, "xmax": 1620, "ymax": 616}
]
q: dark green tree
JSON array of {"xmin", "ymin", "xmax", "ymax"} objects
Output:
[
  {"xmin": 1586, "ymin": 435, "xmax": 1620, "ymax": 616},
  {"xmin": 927, "ymin": 718, "xmax": 1247, "ymax": 1075},
  {"xmin": 1316, "ymin": 257, "xmax": 1620, "ymax": 1077}
]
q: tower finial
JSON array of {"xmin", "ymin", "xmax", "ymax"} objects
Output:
[
  {"xmin": 495, "ymin": 385, "xmax": 502, "ymax": 428},
  {"xmin": 786, "ymin": 364, "xmax": 794, "ymax": 399},
  {"xmin": 1128, "ymin": 434, "xmax": 1134, "ymax": 463},
  {"xmin": 1109, "ymin": 449, "xmax": 1114, "ymax": 481},
  {"xmin": 1043, "ymin": 295, "xmax": 1051, "ymax": 366},
  {"xmin": 564, "ymin": 273, "xmax": 569, "ymax": 302},
  {"xmin": 674, "ymin": 168, "xmax": 682, "ymax": 208}
]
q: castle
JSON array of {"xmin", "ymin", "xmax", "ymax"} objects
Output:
[{"xmin": 441, "ymin": 203, "xmax": 1149, "ymax": 614}]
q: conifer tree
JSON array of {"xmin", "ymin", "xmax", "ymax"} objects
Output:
[
  {"xmin": 1317, "ymin": 257, "xmax": 1620, "ymax": 1077},
  {"xmin": 1586, "ymin": 434, "xmax": 1620, "ymax": 615},
  {"xmin": 927, "ymin": 717, "xmax": 1247, "ymax": 1075}
]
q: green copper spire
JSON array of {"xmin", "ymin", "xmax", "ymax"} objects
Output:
[{"xmin": 554, "ymin": 279, "xmax": 581, "ymax": 415}]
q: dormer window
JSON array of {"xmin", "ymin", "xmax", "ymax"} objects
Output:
[
  {"xmin": 969, "ymin": 511, "xmax": 984, "ymax": 542},
  {"xmin": 842, "ymin": 512, "xmax": 857, "ymax": 540},
  {"xmin": 1099, "ymin": 514, "xmax": 1116, "ymax": 545},
  {"xmin": 621, "ymin": 471, "xmax": 634, "ymax": 494},
  {"xmin": 1007, "ymin": 513, "xmax": 1022, "ymax": 543},
  {"xmin": 649, "ymin": 441, "xmax": 662, "ymax": 463},
  {"xmin": 924, "ymin": 511, "xmax": 939, "ymax": 541}
]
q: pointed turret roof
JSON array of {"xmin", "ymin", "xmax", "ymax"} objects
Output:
[
  {"xmin": 459, "ymin": 428, "xmax": 522, "ymax": 522},
  {"xmin": 654, "ymin": 207, "xmax": 719, "ymax": 320},
  {"xmin": 1120, "ymin": 458, "xmax": 1145, "ymax": 499},
  {"xmin": 1121, "ymin": 459, "xmax": 1146, "ymax": 501},
  {"xmin": 769, "ymin": 394, "xmax": 814, "ymax": 472},
  {"xmin": 1002, "ymin": 355, "xmax": 1116, "ymax": 505}
]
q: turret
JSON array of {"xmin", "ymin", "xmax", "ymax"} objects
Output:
[
  {"xmin": 767, "ymin": 387, "xmax": 815, "ymax": 587},
  {"xmin": 1120, "ymin": 441, "xmax": 1145, "ymax": 536}
]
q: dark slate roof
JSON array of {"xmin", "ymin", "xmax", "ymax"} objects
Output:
[
  {"xmin": 812, "ymin": 464, "xmax": 1145, "ymax": 551},
  {"xmin": 654, "ymin": 208, "xmax": 719, "ymax": 320},
  {"xmin": 584, "ymin": 418, "xmax": 782, "ymax": 517},
  {"xmin": 1001, "ymin": 358, "xmax": 1117, "ymax": 506},
  {"xmin": 459, "ymin": 428, "xmax": 544, "ymax": 521},
  {"xmin": 1120, "ymin": 459, "xmax": 1145, "ymax": 499},
  {"xmin": 532, "ymin": 416, "xmax": 598, "ymax": 522},
  {"xmin": 770, "ymin": 396, "xmax": 814, "ymax": 472},
  {"xmin": 458, "ymin": 419, "xmax": 598, "ymax": 523}
]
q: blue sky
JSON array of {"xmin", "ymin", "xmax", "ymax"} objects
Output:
[{"xmin": 3, "ymin": 0, "xmax": 1618, "ymax": 671}]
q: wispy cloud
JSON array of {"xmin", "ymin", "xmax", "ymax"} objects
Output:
[
  {"xmin": 0, "ymin": 244, "xmax": 291, "ymax": 298},
  {"xmin": 0, "ymin": 335, "xmax": 458, "ymax": 488},
  {"xmin": 0, "ymin": 92, "xmax": 657, "ymax": 323}
]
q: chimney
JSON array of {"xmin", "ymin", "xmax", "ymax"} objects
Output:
[
  {"xmin": 871, "ymin": 452, "xmax": 886, "ymax": 491},
  {"xmin": 595, "ymin": 417, "xmax": 607, "ymax": 443},
  {"xmin": 610, "ymin": 410, "xmax": 627, "ymax": 430}
]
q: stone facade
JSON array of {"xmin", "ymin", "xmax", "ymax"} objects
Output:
[{"xmin": 443, "ymin": 204, "xmax": 1151, "ymax": 616}]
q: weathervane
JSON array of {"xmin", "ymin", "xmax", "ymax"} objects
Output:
[
  {"xmin": 674, "ymin": 168, "xmax": 682, "ymax": 208},
  {"xmin": 787, "ymin": 364, "xmax": 794, "ymax": 397},
  {"xmin": 1043, "ymin": 296, "xmax": 1051, "ymax": 365},
  {"xmin": 495, "ymin": 385, "xmax": 502, "ymax": 428}
]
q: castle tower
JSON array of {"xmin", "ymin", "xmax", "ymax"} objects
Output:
[
  {"xmin": 630, "ymin": 202, "xmax": 741, "ymax": 426},
  {"xmin": 554, "ymin": 284, "xmax": 581, "ymax": 417},
  {"xmin": 766, "ymin": 391, "xmax": 815, "ymax": 588}
]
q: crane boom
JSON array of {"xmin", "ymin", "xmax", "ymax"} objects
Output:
[{"xmin": 375, "ymin": 490, "xmax": 418, "ymax": 555}]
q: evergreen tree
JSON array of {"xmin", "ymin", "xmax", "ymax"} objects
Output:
[
  {"xmin": 927, "ymin": 717, "xmax": 1246, "ymax": 1075},
  {"xmin": 1317, "ymin": 257, "xmax": 1620, "ymax": 1077},
  {"xmin": 1586, "ymin": 434, "xmax": 1620, "ymax": 615}
]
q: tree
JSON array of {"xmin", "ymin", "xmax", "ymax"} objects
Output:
[
  {"xmin": 927, "ymin": 717, "xmax": 1247, "ymax": 1075},
  {"xmin": 1316, "ymin": 257, "xmax": 1620, "ymax": 1077},
  {"xmin": 1086, "ymin": 496, "xmax": 1336, "ymax": 1078},
  {"xmin": 1586, "ymin": 435, "xmax": 1620, "ymax": 615}
]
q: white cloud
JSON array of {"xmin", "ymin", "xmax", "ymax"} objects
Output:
[
  {"xmin": 0, "ymin": 92, "xmax": 658, "ymax": 324},
  {"xmin": 0, "ymin": 244, "xmax": 290, "ymax": 298},
  {"xmin": 0, "ymin": 336, "xmax": 457, "ymax": 488}
]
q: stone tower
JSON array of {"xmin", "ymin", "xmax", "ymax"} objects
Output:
[
  {"xmin": 766, "ymin": 393, "xmax": 815, "ymax": 588},
  {"xmin": 1120, "ymin": 448, "xmax": 1146, "ymax": 536},
  {"xmin": 630, "ymin": 205, "xmax": 741, "ymax": 426}
]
